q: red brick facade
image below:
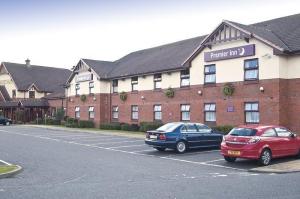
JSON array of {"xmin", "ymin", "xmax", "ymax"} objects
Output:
[{"xmin": 65, "ymin": 78, "xmax": 300, "ymax": 133}]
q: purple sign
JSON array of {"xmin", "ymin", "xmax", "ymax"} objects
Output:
[
  {"xmin": 227, "ymin": 106, "xmax": 234, "ymax": 112},
  {"xmin": 204, "ymin": 44, "xmax": 255, "ymax": 62}
]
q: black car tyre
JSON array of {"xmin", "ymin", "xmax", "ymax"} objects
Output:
[
  {"xmin": 224, "ymin": 156, "xmax": 236, "ymax": 163},
  {"xmin": 258, "ymin": 149, "xmax": 272, "ymax": 166},
  {"xmin": 154, "ymin": 147, "xmax": 166, "ymax": 152},
  {"xmin": 176, "ymin": 141, "xmax": 187, "ymax": 153}
]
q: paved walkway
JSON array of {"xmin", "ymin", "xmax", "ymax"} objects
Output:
[{"xmin": 250, "ymin": 159, "xmax": 300, "ymax": 173}]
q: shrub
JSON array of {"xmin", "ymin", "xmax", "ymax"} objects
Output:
[
  {"xmin": 119, "ymin": 92, "xmax": 127, "ymax": 101},
  {"xmin": 45, "ymin": 118, "xmax": 61, "ymax": 125},
  {"xmin": 212, "ymin": 125, "xmax": 234, "ymax": 135},
  {"xmin": 139, "ymin": 122, "xmax": 163, "ymax": 132},
  {"xmin": 79, "ymin": 120, "xmax": 94, "ymax": 128},
  {"xmin": 99, "ymin": 123, "xmax": 122, "ymax": 130},
  {"xmin": 165, "ymin": 87, "xmax": 175, "ymax": 98},
  {"xmin": 54, "ymin": 108, "xmax": 65, "ymax": 122},
  {"xmin": 65, "ymin": 118, "xmax": 79, "ymax": 128},
  {"xmin": 121, "ymin": 123, "xmax": 140, "ymax": 131}
]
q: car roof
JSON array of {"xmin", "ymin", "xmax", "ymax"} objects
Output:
[{"xmin": 237, "ymin": 124, "xmax": 281, "ymax": 131}]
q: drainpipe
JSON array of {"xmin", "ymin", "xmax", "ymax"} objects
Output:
[{"xmin": 109, "ymin": 80, "xmax": 112, "ymax": 123}]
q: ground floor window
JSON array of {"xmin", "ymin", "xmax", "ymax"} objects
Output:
[
  {"xmin": 153, "ymin": 105, "xmax": 162, "ymax": 121},
  {"xmin": 75, "ymin": 106, "xmax": 80, "ymax": 118},
  {"xmin": 181, "ymin": 104, "xmax": 190, "ymax": 121},
  {"xmin": 245, "ymin": 102, "xmax": 259, "ymax": 123},
  {"xmin": 204, "ymin": 103, "xmax": 216, "ymax": 122},
  {"xmin": 112, "ymin": 106, "xmax": 119, "ymax": 119},
  {"xmin": 131, "ymin": 105, "xmax": 138, "ymax": 120},
  {"xmin": 89, "ymin": 106, "xmax": 95, "ymax": 119}
]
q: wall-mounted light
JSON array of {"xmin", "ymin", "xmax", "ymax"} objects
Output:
[
  {"xmin": 93, "ymin": 97, "xmax": 96, "ymax": 101},
  {"xmin": 69, "ymin": 98, "xmax": 73, "ymax": 102},
  {"xmin": 262, "ymin": 53, "xmax": 272, "ymax": 59},
  {"xmin": 141, "ymin": 96, "xmax": 145, "ymax": 100},
  {"xmin": 197, "ymin": 90, "xmax": 202, "ymax": 95},
  {"xmin": 260, "ymin": 86, "xmax": 264, "ymax": 92}
]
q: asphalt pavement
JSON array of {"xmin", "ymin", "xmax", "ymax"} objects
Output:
[{"xmin": 0, "ymin": 125, "xmax": 299, "ymax": 199}]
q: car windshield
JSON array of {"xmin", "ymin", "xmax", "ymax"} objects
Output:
[
  {"xmin": 156, "ymin": 123, "xmax": 180, "ymax": 132},
  {"xmin": 229, "ymin": 128, "xmax": 257, "ymax": 136}
]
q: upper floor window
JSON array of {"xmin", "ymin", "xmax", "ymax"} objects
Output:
[
  {"xmin": 204, "ymin": 103, "xmax": 216, "ymax": 122},
  {"xmin": 12, "ymin": 90, "xmax": 16, "ymax": 99},
  {"xmin": 180, "ymin": 69, "xmax": 190, "ymax": 87},
  {"xmin": 112, "ymin": 80, "xmax": 118, "ymax": 93},
  {"xmin": 88, "ymin": 106, "xmax": 95, "ymax": 119},
  {"xmin": 131, "ymin": 77, "xmax": 138, "ymax": 91},
  {"xmin": 131, "ymin": 105, "xmax": 139, "ymax": 120},
  {"xmin": 153, "ymin": 105, "xmax": 162, "ymax": 121},
  {"xmin": 29, "ymin": 91, "xmax": 35, "ymax": 99},
  {"xmin": 181, "ymin": 104, "xmax": 190, "ymax": 121},
  {"xmin": 89, "ymin": 82, "xmax": 94, "ymax": 94},
  {"xmin": 112, "ymin": 106, "xmax": 119, "ymax": 120},
  {"xmin": 245, "ymin": 102, "xmax": 259, "ymax": 123},
  {"xmin": 154, "ymin": 74, "xmax": 162, "ymax": 90},
  {"xmin": 75, "ymin": 84, "xmax": 80, "ymax": 95},
  {"xmin": 204, "ymin": 65, "xmax": 216, "ymax": 84},
  {"xmin": 244, "ymin": 59, "xmax": 259, "ymax": 81}
]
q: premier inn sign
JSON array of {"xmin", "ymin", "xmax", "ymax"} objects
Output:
[{"xmin": 204, "ymin": 44, "xmax": 255, "ymax": 62}]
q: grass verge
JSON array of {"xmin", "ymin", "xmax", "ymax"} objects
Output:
[{"xmin": 0, "ymin": 165, "xmax": 18, "ymax": 174}]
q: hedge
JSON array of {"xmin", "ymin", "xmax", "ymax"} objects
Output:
[
  {"xmin": 65, "ymin": 118, "xmax": 79, "ymax": 128},
  {"xmin": 121, "ymin": 123, "xmax": 140, "ymax": 131},
  {"xmin": 45, "ymin": 118, "xmax": 61, "ymax": 125},
  {"xmin": 99, "ymin": 123, "xmax": 122, "ymax": 130},
  {"xmin": 139, "ymin": 122, "xmax": 163, "ymax": 132},
  {"xmin": 79, "ymin": 120, "xmax": 94, "ymax": 128},
  {"xmin": 212, "ymin": 125, "xmax": 234, "ymax": 135}
]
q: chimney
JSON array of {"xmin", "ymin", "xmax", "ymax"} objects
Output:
[{"xmin": 25, "ymin": 59, "xmax": 31, "ymax": 67}]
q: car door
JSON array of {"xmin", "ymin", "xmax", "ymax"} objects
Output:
[
  {"xmin": 181, "ymin": 124, "xmax": 199, "ymax": 148},
  {"xmin": 260, "ymin": 128, "xmax": 282, "ymax": 157},
  {"xmin": 275, "ymin": 127, "xmax": 298, "ymax": 156},
  {"xmin": 196, "ymin": 124, "xmax": 221, "ymax": 147}
]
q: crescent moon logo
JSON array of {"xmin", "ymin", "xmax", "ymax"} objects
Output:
[{"xmin": 238, "ymin": 48, "xmax": 245, "ymax": 56}]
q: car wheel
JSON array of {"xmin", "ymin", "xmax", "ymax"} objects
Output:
[
  {"xmin": 5, "ymin": 121, "xmax": 10, "ymax": 126},
  {"xmin": 259, "ymin": 149, "xmax": 272, "ymax": 166},
  {"xmin": 176, "ymin": 141, "xmax": 187, "ymax": 153},
  {"xmin": 224, "ymin": 156, "xmax": 236, "ymax": 163},
  {"xmin": 154, "ymin": 147, "xmax": 166, "ymax": 152}
]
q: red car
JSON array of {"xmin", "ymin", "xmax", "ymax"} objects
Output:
[{"xmin": 221, "ymin": 125, "xmax": 300, "ymax": 166}]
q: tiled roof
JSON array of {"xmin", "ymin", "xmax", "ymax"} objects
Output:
[
  {"xmin": 2, "ymin": 62, "xmax": 71, "ymax": 92},
  {"xmin": 0, "ymin": 86, "xmax": 11, "ymax": 101}
]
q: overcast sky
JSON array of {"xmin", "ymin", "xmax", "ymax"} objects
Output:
[{"xmin": 0, "ymin": 0, "xmax": 299, "ymax": 69}]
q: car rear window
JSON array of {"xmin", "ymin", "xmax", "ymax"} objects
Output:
[
  {"xmin": 156, "ymin": 123, "xmax": 180, "ymax": 132},
  {"xmin": 229, "ymin": 128, "xmax": 257, "ymax": 136}
]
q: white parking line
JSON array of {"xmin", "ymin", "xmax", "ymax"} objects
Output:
[
  {"xmin": 90, "ymin": 140, "xmax": 143, "ymax": 145},
  {"xmin": 203, "ymin": 159, "xmax": 224, "ymax": 163},
  {"xmin": 81, "ymin": 137, "xmax": 133, "ymax": 142},
  {"xmin": 131, "ymin": 149, "xmax": 155, "ymax": 153},
  {"xmin": 108, "ymin": 144, "xmax": 146, "ymax": 149},
  {"xmin": 0, "ymin": 159, "xmax": 12, "ymax": 166}
]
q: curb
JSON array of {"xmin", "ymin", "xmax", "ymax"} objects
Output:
[
  {"xmin": 248, "ymin": 167, "xmax": 300, "ymax": 174},
  {"xmin": 25, "ymin": 125, "xmax": 145, "ymax": 139},
  {"xmin": 0, "ymin": 164, "xmax": 23, "ymax": 179}
]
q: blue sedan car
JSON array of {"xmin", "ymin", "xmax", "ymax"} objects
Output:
[{"xmin": 145, "ymin": 122, "xmax": 223, "ymax": 153}]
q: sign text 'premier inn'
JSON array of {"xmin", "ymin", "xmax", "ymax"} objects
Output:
[{"xmin": 204, "ymin": 44, "xmax": 255, "ymax": 62}]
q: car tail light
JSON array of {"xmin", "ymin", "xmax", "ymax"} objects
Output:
[
  {"xmin": 159, "ymin": 134, "xmax": 166, "ymax": 140},
  {"xmin": 247, "ymin": 137, "xmax": 260, "ymax": 144}
]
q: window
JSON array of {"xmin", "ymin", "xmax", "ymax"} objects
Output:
[
  {"xmin": 112, "ymin": 106, "xmax": 119, "ymax": 119},
  {"xmin": 131, "ymin": 77, "xmax": 138, "ymax": 91},
  {"xmin": 75, "ymin": 84, "xmax": 80, "ymax": 95},
  {"xmin": 89, "ymin": 82, "xmax": 94, "ymax": 94},
  {"xmin": 75, "ymin": 106, "xmax": 80, "ymax": 118},
  {"xmin": 204, "ymin": 103, "xmax": 216, "ymax": 122},
  {"xmin": 131, "ymin": 105, "xmax": 138, "ymax": 120},
  {"xmin": 195, "ymin": 124, "xmax": 212, "ymax": 133},
  {"xmin": 112, "ymin": 80, "xmax": 118, "ymax": 93},
  {"xmin": 181, "ymin": 104, "xmax": 190, "ymax": 121},
  {"xmin": 275, "ymin": 128, "xmax": 291, "ymax": 137},
  {"xmin": 262, "ymin": 129, "xmax": 277, "ymax": 137},
  {"xmin": 88, "ymin": 106, "xmax": 95, "ymax": 119},
  {"xmin": 245, "ymin": 102, "xmax": 259, "ymax": 123},
  {"xmin": 244, "ymin": 59, "xmax": 259, "ymax": 81},
  {"xmin": 12, "ymin": 90, "xmax": 16, "ymax": 99},
  {"xmin": 29, "ymin": 91, "xmax": 35, "ymax": 99},
  {"xmin": 181, "ymin": 124, "xmax": 197, "ymax": 132},
  {"xmin": 153, "ymin": 105, "xmax": 162, "ymax": 121},
  {"xmin": 180, "ymin": 69, "xmax": 190, "ymax": 87},
  {"xmin": 204, "ymin": 65, "xmax": 216, "ymax": 84},
  {"xmin": 154, "ymin": 74, "xmax": 162, "ymax": 89},
  {"xmin": 229, "ymin": 128, "xmax": 257, "ymax": 136}
]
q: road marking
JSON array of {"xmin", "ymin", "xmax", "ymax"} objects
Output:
[
  {"xmin": 132, "ymin": 149, "xmax": 155, "ymax": 153},
  {"xmin": 90, "ymin": 140, "xmax": 143, "ymax": 145},
  {"xmin": 0, "ymin": 130, "xmax": 9, "ymax": 133},
  {"xmin": 108, "ymin": 144, "xmax": 146, "ymax": 149},
  {"xmin": 203, "ymin": 159, "xmax": 224, "ymax": 163},
  {"xmin": 81, "ymin": 137, "xmax": 134, "ymax": 142},
  {"xmin": 63, "ymin": 174, "xmax": 87, "ymax": 184},
  {"xmin": 1, "ymin": 130, "xmax": 248, "ymax": 172},
  {"xmin": 0, "ymin": 159, "xmax": 12, "ymax": 166}
]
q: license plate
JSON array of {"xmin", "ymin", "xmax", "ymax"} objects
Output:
[
  {"xmin": 150, "ymin": 135, "xmax": 157, "ymax": 139},
  {"xmin": 228, "ymin": 150, "xmax": 241, "ymax": 156}
]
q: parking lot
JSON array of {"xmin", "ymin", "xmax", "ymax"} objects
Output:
[{"xmin": 0, "ymin": 125, "xmax": 300, "ymax": 199}]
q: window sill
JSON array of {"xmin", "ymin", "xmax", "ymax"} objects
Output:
[
  {"xmin": 244, "ymin": 80, "xmax": 259, "ymax": 85},
  {"xmin": 153, "ymin": 88, "xmax": 162, "ymax": 92},
  {"xmin": 89, "ymin": 93, "xmax": 95, "ymax": 96},
  {"xmin": 204, "ymin": 83, "xmax": 216, "ymax": 87},
  {"xmin": 131, "ymin": 119, "xmax": 139, "ymax": 122},
  {"xmin": 131, "ymin": 91, "xmax": 138, "ymax": 94},
  {"xmin": 180, "ymin": 86, "xmax": 190, "ymax": 90}
]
